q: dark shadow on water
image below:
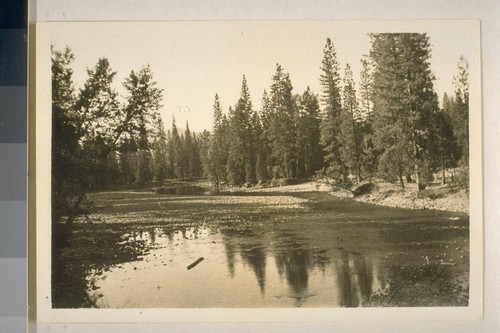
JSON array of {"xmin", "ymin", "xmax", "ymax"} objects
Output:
[{"xmin": 52, "ymin": 223, "xmax": 148, "ymax": 308}]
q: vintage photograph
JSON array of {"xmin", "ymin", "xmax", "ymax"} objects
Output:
[{"xmin": 36, "ymin": 20, "xmax": 481, "ymax": 318}]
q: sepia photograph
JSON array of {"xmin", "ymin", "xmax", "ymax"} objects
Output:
[{"xmin": 34, "ymin": 20, "xmax": 482, "ymax": 321}]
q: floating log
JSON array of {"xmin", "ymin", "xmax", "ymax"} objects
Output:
[
  {"xmin": 187, "ymin": 257, "xmax": 204, "ymax": 270},
  {"xmin": 440, "ymin": 261, "xmax": 457, "ymax": 266}
]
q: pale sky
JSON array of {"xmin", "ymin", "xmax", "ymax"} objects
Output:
[{"xmin": 47, "ymin": 21, "xmax": 479, "ymax": 133}]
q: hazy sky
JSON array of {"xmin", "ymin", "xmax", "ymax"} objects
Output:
[{"xmin": 48, "ymin": 21, "xmax": 479, "ymax": 133}]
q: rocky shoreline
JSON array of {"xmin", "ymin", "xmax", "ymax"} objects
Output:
[
  {"xmin": 248, "ymin": 179, "xmax": 469, "ymax": 215},
  {"xmin": 354, "ymin": 186, "xmax": 469, "ymax": 214},
  {"xmin": 327, "ymin": 180, "xmax": 469, "ymax": 215}
]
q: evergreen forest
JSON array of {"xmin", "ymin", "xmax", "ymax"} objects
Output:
[{"xmin": 51, "ymin": 33, "xmax": 470, "ymax": 227}]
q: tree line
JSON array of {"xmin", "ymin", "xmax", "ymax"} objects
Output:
[
  {"xmin": 52, "ymin": 33, "xmax": 469, "ymax": 225},
  {"xmin": 207, "ymin": 34, "xmax": 469, "ymax": 192}
]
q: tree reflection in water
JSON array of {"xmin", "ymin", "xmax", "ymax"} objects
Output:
[
  {"xmin": 240, "ymin": 241, "xmax": 267, "ymax": 295},
  {"xmin": 219, "ymin": 227, "xmax": 379, "ymax": 307},
  {"xmin": 275, "ymin": 247, "xmax": 313, "ymax": 307},
  {"xmin": 335, "ymin": 251, "xmax": 374, "ymax": 307},
  {"xmin": 80, "ymin": 219, "xmax": 466, "ymax": 308},
  {"xmin": 220, "ymin": 229, "xmax": 267, "ymax": 294},
  {"xmin": 221, "ymin": 229, "xmax": 238, "ymax": 278}
]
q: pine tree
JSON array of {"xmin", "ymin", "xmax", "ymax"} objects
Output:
[
  {"xmin": 253, "ymin": 111, "xmax": 269, "ymax": 182},
  {"xmin": 339, "ymin": 64, "xmax": 362, "ymax": 182},
  {"xmin": 452, "ymin": 56, "xmax": 469, "ymax": 165},
  {"xmin": 358, "ymin": 55, "xmax": 373, "ymax": 122},
  {"xmin": 190, "ymin": 131, "xmax": 202, "ymax": 178},
  {"xmin": 184, "ymin": 122, "xmax": 195, "ymax": 178},
  {"xmin": 370, "ymin": 33, "xmax": 439, "ymax": 191},
  {"xmin": 296, "ymin": 87, "xmax": 322, "ymax": 178},
  {"xmin": 319, "ymin": 38, "xmax": 346, "ymax": 182},
  {"xmin": 267, "ymin": 64, "xmax": 297, "ymax": 179},
  {"xmin": 151, "ymin": 117, "xmax": 169, "ymax": 184},
  {"xmin": 429, "ymin": 104, "xmax": 460, "ymax": 184},
  {"xmin": 258, "ymin": 90, "xmax": 273, "ymax": 180},
  {"xmin": 227, "ymin": 76, "xmax": 256, "ymax": 185},
  {"xmin": 197, "ymin": 129, "xmax": 211, "ymax": 179},
  {"xmin": 226, "ymin": 105, "xmax": 245, "ymax": 185},
  {"xmin": 170, "ymin": 116, "xmax": 184, "ymax": 179},
  {"xmin": 446, "ymin": 56, "xmax": 470, "ymax": 190},
  {"xmin": 357, "ymin": 56, "xmax": 377, "ymax": 178},
  {"xmin": 166, "ymin": 129, "xmax": 175, "ymax": 180},
  {"xmin": 209, "ymin": 94, "xmax": 229, "ymax": 192}
]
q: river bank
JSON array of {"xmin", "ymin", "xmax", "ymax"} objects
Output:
[
  {"xmin": 248, "ymin": 179, "xmax": 469, "ymax": 214},
  {"xmin": 352, "ymin": 180, "xmax": 469, "ymax": 214}
]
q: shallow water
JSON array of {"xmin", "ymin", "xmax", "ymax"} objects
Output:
[{"xmin": 86, "ymin": 200, "xmax": 469, "ymax": 308}]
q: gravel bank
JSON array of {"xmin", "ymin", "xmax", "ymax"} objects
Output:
[
  {"xmin": 249, "ymin": 180, "xmax": 469, "ymax": 214},
  {"xmin": 354, "ymin": 184, "xmax": 469, "ymax": 214}
]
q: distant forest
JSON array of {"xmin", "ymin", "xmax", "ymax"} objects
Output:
[{"xmin": 52, "ymin": 33, "xmax": 469, "ymax": 224}]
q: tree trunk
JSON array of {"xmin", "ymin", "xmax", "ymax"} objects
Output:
[
  {"xmin": 415, "ymin": 163, "xmax": 426, "ymax": 191},
  {"xmin": 441, "ymin": 154, "xmax": 446, "ymax": 185},
  {"xmin": 65, "ymin": 192, "xmax": 86, "ymax": 227}
]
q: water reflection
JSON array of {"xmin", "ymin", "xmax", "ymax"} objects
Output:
[
  {"xmin": 275, "ymin": 247, "xmax": 312, "ymax": 307},
  {"xmin": 148, "ymin": 229, "xmax": 156, "ymax": 244},
  {"xmin": 221, "ymin": 230, "xmax": 238, "ymax": 278},
  {"xmin": 87, "ymin": 219, "xmax": 466, "ymax": 308},
  {"xmin": 240, "ymin": 242, "xmax": 267, "ymax": 295},
  {"xmin": 335, "ymin": 251, "xmax": 374, "ymax": 307}
]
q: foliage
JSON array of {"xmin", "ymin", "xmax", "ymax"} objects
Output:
[
  {"xmin": 52, "ymin": 47, "xmax": 164, "ymax": 227},
  {"xmin": 449, "ymin": 57, "xmax": 470, "ymax": 190},
  {"xmin": 226, "ymin": 76, "xmax": 257, "ymax": 185},
  {"xmin": 319, "ymin": 38, "xmax": 346, "ymax": 182},
  {"xmin": 209, "ymin": 94, "xmax": 229, "ymax": 192},
  {"xmin": 296, "ymin": 87, "xmax": 323, "ymax": 178},
  {"xmin": 53, "ymin": 35, "xmax": 471, "ymax": 223},
  {"xmin": 266, "ymin": 64, "xmax": 298, "ymax": 179},
  {"xmin": 339, "ymin": 64, "xmax": 363, "ymax": 182},
  {"xmin": 370, "ymin": 33, "xmax": 440, "ymax": 190},
  {"xmin": 51, "ymin": 46, "xmax": 81, "ymax": 221}
]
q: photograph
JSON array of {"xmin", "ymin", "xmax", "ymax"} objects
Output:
[{"xmin": 34, "ymin": 20, "xmax": 482, "ymax": 321}]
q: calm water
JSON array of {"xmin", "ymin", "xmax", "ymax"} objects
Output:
[{"xmin": 86, "ymin": 203, "xmax": 469, "ymax": 308}]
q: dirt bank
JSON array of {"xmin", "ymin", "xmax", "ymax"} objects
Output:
[
  {"xmin": 249, "ymin": 179, "xmax": 469, "ymax": 214},
  {"xmin": 353, "ymin": 180, "xmax": 469, "ymax": 214}
]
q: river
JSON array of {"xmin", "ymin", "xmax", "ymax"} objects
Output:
[{"xmin": 80, "ymin": 191, "xmax": 469, "ymax": 308}]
